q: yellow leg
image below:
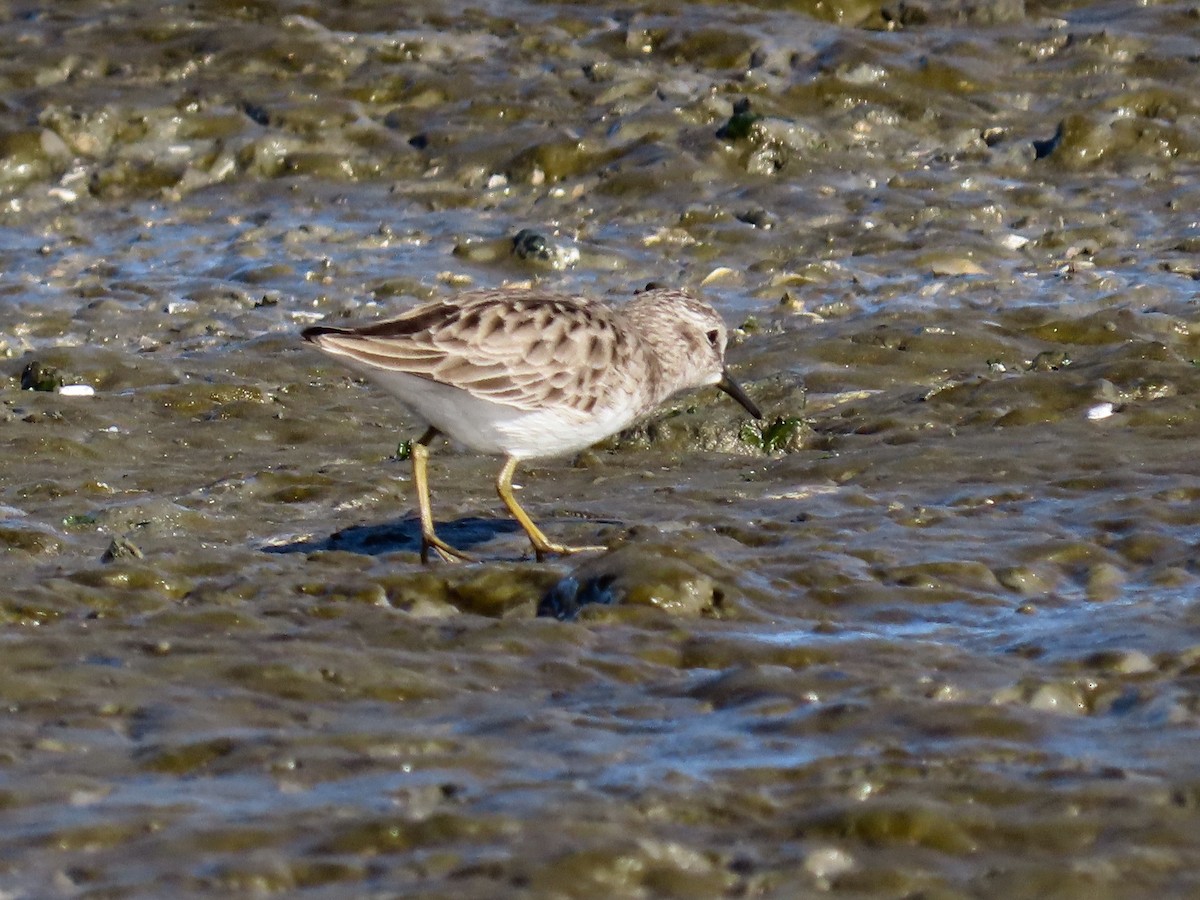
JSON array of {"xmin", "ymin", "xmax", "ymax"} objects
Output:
[
  {"xmin": 411, "ymin": 427, "xmax": 472, "ymax": 564},
  {"xmin": 496, "ymin": 456, "xmax": 605, "ymax": 562}
]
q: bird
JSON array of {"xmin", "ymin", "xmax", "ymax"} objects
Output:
[{"xmin": 302, "ymin": 285, "xmax": 762, "ymax": 563}]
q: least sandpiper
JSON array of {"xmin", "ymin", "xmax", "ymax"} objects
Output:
[{"xmin": 303, "ymin": 286, "xmax": 762, "ymax": 563}]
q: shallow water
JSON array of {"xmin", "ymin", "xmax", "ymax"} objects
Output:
[{"xmin": 2, "ymin": 0, "xmax": 1200, "ymax": 897}]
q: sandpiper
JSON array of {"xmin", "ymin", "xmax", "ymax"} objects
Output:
[{"xmin": 303, "ymin": 286, "xmax": 761, "ymax": 562}]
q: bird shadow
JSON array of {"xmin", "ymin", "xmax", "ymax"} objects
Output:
[{"xmin": 262, "ymin": 515, "xmax": 521, "ymax": 557}]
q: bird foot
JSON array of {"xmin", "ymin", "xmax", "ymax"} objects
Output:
[
  {"xmin": 532, "ymin": 542, "xmax": 607, "ymax": 562},
  {"xmin": 421, "ymin": 534, "xmax": 475, "ymax": 564}
]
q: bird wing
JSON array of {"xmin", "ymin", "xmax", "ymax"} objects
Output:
[{"xmin": 305, "ymin": 291, "xmax": 633, "ymax": 413}]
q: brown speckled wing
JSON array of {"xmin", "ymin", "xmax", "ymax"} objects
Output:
[{"xmin": 307, "ymin": 291, "xmax": 629, "ymax": 413}]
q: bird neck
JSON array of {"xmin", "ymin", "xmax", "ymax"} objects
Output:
[{"xmin": 621, "ymin": 297, "xmax": 685, "ymax": 405}]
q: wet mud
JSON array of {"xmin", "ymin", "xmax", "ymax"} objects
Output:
[{"xmin": 2, "ymin": 0, "xmax": 1200, "ymax": 897}]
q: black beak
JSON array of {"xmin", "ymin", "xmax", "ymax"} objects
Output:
[{"xmin": 717, "ymin": 370, "xmax": 762, "ymax": 419}]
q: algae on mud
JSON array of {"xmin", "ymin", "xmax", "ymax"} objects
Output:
[{"xmin": 1, "ymin": 0, "xmax": 1200, "ymax": 897}]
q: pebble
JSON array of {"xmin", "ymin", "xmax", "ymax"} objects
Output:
[
  {"xmin": 804, "ymin": 846, "xmax": 855, "ymax": 884},
  {"xmin": 56, "ymin": 384, "xmax": 95, "ymax": 397}
]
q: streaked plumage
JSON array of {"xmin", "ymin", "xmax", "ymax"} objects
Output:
[{"xmin": 303, "ymin": 286, "xmax": 761, "ymax": 562}]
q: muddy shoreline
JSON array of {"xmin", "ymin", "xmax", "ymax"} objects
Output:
[{"xmin": 2, "ymin": 1, "xmax": 1200, "ymax": 896}]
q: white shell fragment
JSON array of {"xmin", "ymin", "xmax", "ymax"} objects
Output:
[
  {"xmin": 56, "ymin": 384, "xmax": 95, "ymax": 397},
  {"xmin": 1086, "ymin": 402, "xmax": 1115, "ymax": 421}
]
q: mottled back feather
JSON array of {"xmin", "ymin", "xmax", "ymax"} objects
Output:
[{"xmin": 303, "ymin": 290, "xmax": 640, "ymax": 414}]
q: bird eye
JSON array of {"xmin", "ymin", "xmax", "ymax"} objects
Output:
[{"xmin": 706, "ymin": 328, "xmax": 721, "ymax": 347}]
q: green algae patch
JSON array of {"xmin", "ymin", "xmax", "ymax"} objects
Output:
[
  {"xmin": 798, "ymin": 801, "xmax": 979, "ymax": 855},
  {"xmin": 0, "ymin": 521, "xmax": 64, "ymax": 555},
  {"xmin": 448, "ymin": 566, "xmax": 561, "ymax": 618},
  {"xmin": 540, "ymin": 543, "xmax": 742, "ymax": 620},
  {"xmin": 314, "ymin": 811, "xmax": 515, "ymax": 857},
  {"xmin": 152, "ymin": 382, "xmax": 271, "ymax": 416},
  {"xmin": 136, "ymin": 736, "xmax": 237, "ymax": 776}
]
